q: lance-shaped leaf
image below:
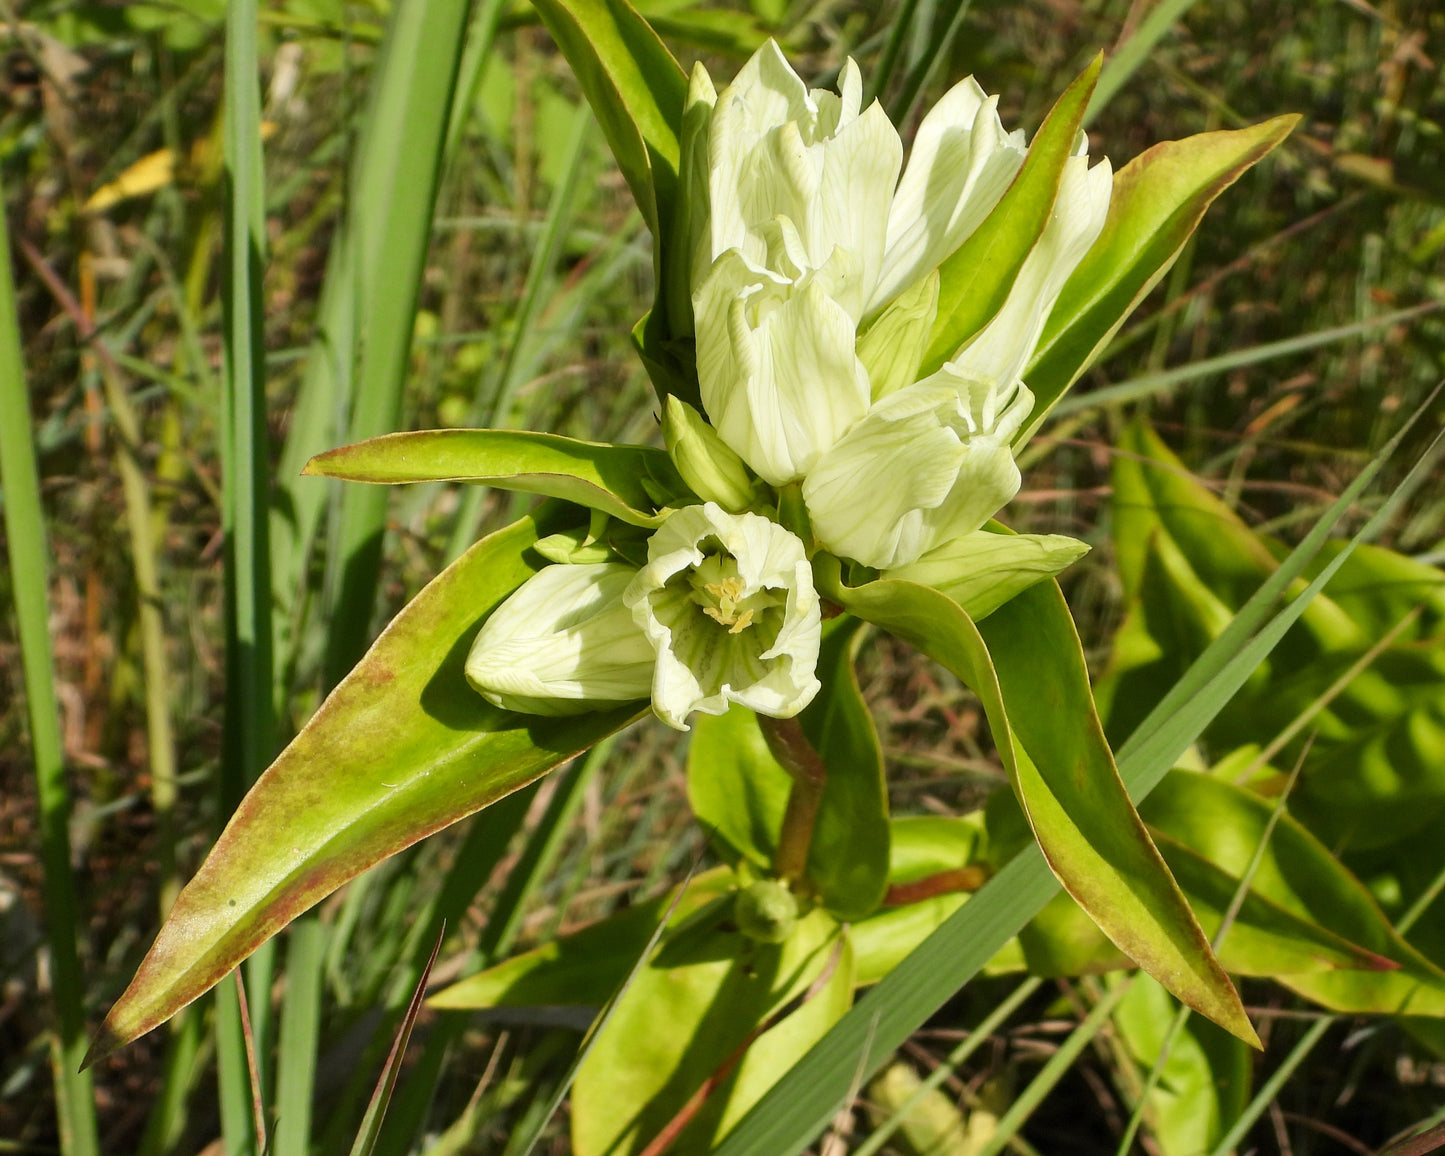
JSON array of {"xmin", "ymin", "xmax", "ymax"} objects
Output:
[
  {"xmin": 88, "ymin": 509, "xmax": 644, "ymax": 1062},
  {"xmin": 531, "ymin": 0, "xmax": 685, "ymax": 244},
  {"xmin": 1022, "ymin": 115, "xmax": 1299, "ymax": 439},
  {"xmin": 427, "ymin": 867, "xmax": 737, "ymax": 1011},
  {"xmin": 1144, "ymin": 770, "xmax": 1445, "ymax": 1016},
  {"xmin": 689, "ymin": 618, "xmax": 891, "ymax": 919},
  {"xmin": 815, "ymin": 557, "xmax": 1257, "ymax": 1045},
  {"xmin": 920, "ymin": 55, "xmax": 1100, "ymax": 376},
  {"xmin": 984, "ymin": 782, "xmax": 1403, "ymax": 981},
  {"xmin": 571, "ymin": 902, "xmax": 848, "ymax": 1156},
  {"xmin": 1112, "ymin": 974, "xmax": 1252, "ymax": 1156},
  {"xmin": 302, "ymin": 429, "xmax": 687, "ymax": 527}
]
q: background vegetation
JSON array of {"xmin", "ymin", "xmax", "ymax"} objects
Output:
[{"xmin": 2, "ymin": 0, "xmax": 1444, "ymax": 1153}]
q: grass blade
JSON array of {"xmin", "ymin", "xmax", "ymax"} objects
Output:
[
  {"xmin": 1050, "ymin": 303, "xmax": 1438, "ymax": 419},
  {"xmin": 0, "ymin": 182, "xmax": 102, "ymax": 1156},
  {"xmin": 350, "ymin": 929, "xmax": 448, "ymax": 1156},
  {"xmin": 322, "ymin": 0, "xmax": 474, "ymax": 688},
  {"xmin": 218, "ymin": 0, "xmax": 275, "ymax": 1144}
]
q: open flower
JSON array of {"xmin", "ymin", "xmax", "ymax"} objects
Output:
[
  {"xmin": 802, "ymin": 370, "xmax": 1034, "ymax": 570},
  {"xmin": 465, "ymin": 563, "xmax": 654, "ymax": 715},
  {"xmin": 624, "ymin": 503, "xmax": 821, "ymax": 730}
]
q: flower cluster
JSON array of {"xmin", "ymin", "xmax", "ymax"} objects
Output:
[
  {"xmin": 467, "ymin": 42, "xmax": 1101, "ymax": 729},
  {"xmin": 687, "ymin": 40, "xmax": 1110, "ymax": 569}
]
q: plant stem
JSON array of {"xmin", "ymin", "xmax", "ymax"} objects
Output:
[{"xmin": 759, "ymin": 716, "xmax": 827, "ymax": 886}]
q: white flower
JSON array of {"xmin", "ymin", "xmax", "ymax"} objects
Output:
[
  {"xmin": 702, "ymin": 41, "xmax": 902, "ymax": 319},
  {"xmin": 948, "ymin": 149, "xmax": 1113, "ymax": 389},
  {"xmin": 694, "ymin": 250, "xmax": 870, "ymax": 486},
  {"xmin": 624, "ymin": 503, "xmax": 821, "ymax": 730},
  {"xmin": 867, "ymin": 77, "xmax": 1027, "ymax": 313},
  {"xmin": 465, "ymin": 563, "xmax": 655, "ymax": 715},
  {"xmin": 802, "ymin": 371, "xmax": 1034, "ymax": 570}
]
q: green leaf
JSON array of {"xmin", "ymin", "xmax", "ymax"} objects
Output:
[
  {"xmin": 816, "ymin": 558, "xmax": 1256, "ymax": 1045},
  {"xmin": 920, "ymin": 55, "xmax": 1101, "ymax": 376},
  {"xmin": 796, "ymin": 618, "xmax": 891, "ymax": 919},
  {"xmin": 688, "ymin": 619, "xmax": 890, "ymax": 919},
  {"xmin": 1143, "ymin": 771, "xmax": 1445, "ymax": 1016},
  {"xmin": 571, "ymin": 902, "xmax": 845, "ymax": 1156},
  {"xmin": 302, "ymin": 429, "xmax": 686, "ymax": 527},
  {"xmin": 986, "ymin": 776, "xmax": 1408, "ymax": 982},
  {"xmin": 851, "ymin": 816, "xmax": 1000, "ymax": 987},
  {"xmin": 530, "ymin": 0, "xmax": 685, "ymax": 247},
  {"xmin": 689, "ymin": 708, "xmax": 790, "ymax": 871},
  {"xmin": 1101, "ymin": 421, "xmax": 1445, "ymax": 851},
  {"xmin": 709, "ymin": 412, "xmax": 1429, "ymax": 1156},
  {"xmin": 1023, "ymin": 116, "xmax": 1298, "ymax": 437},
  {"xmin": 88, "ymin": 509, "xmax": 644, "ymax": 1061},
  {"xmin": 427, "ymin": 868, "xmax": 736, "ymax": 1011},
  {"xmin": 1112, "ymin": 975, "xmax": 1251, "ymax": 1156}
]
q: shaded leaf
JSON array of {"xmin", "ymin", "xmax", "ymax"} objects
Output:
[
  {"xmin": 1111, "ymin": 974, "xmax": 1251, "ymax": 1156},
  {"xmin": 688, "ymin": 619, "xmax": 890, "ymax": 919},
  {"xmin": 427, "ymin": 868, "xmax": 735, "ymax": 1011},
  {"xmin": 571, "ymin": 902, "xmax": 844, "ymax": 1156}
]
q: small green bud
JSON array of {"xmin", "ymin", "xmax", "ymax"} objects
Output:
[
  {"xmin": 734, "ymin": 880, "xmax": 798, "ymax": 944},
  {"xmin": 662, "ymin": 396, "xmax": 755, "ymax": 512}
]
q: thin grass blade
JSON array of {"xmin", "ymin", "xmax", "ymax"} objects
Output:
[
  {"xmin": 0, "ymin": 182, "xmax": 102, "ymax": 1156},
  {"xmin": 350, "ymin": 929, "xmax": 448, "ymax": 1156}
]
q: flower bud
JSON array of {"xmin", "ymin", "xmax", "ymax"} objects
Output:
[
  {"xmin": 465, "ymin": 563, "xmax": 655, "ymax": 715},
  {"xmin": 887, "ymin": 530, "xmax": 1090, "ymax": 620},
  {"xmin": 693, "ymin": 251, "xmax": 870, "ymax": 486},
  {"xmin": 661, "ymin": 395, "xmax": 755, "ymax": 512},
  {"xmin": 623, "ymin": 502, "xmax": 821, "ymax": 730},
  {"xmin": 735, "ymin": 880, "xmax": 798, "ymax": 944}
]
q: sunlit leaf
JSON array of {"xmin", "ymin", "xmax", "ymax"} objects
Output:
[
  {"xmin": 571, "ymin": 903, "xmax": 845, "ymax": 1156},
  {"xmin": 303, "ymin": 429, "xmax": 687, "ymax": 527},
  {"xmin": 816, "ymin": 558, "xmax": 1256, "ymax": 1044},
  {"xmin": 89, "ymin": 509, "xmax": 644, "ymax": 1061},
  {"xmin": 1023, "ymin": 116, "xmax": 1299, "ymax": 437}
]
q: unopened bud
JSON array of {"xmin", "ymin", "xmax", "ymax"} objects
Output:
[
  {"xmin": 735, "ymin": 880, "xmax": 798, "ymax": 944},
  {"xmin": 662, "ymin": 395, "xmax": 756, "ymax": 512}
]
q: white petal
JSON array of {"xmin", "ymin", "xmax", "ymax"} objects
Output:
[
  {"xmin": 803, "ymin": 384, "xmax": 967, "ymax": 569},
  {"xmin": 624, "ymin": 504, "xmax": 821, "ymax": 730},
  {"xmin": 707, "ymin": 41, "xmax": 813, "ymax": 264},
  {"xmin": 811, "ymin": 100, "xmax": 902, "ymax": 309},
  {"xmin": 950, "ymin": 154, "xmax": 1113, "ymax": 385},
  {"xmin": 696, "ymin": 260, "xmax": 870, "ymax": 486},
  {"xmin": 870, "ymin": 82, "xmax": 1027, "ymax": 311}
]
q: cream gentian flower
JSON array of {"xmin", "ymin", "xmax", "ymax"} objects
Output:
[
  {"xmin": 694, "ymin": 250, "xmax": 870, "ymax": 486},
  {"xmin": 465, "ymin": 563, "xmax": 655, "ymax": 715},
  {"xmin": 946, "ymin": 150, "xmax": 1113, "ymax": 389},
  {"xmin": 623, "ymin": 502, "xmax": 821, "ymax": 730},
  {"xmin": 702, "ymin": 41, "xmax": 902, "ymax": 318},
  {"xmin": 801, "ymin": 371, "xmax": 1034, "ymax": 570}
]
